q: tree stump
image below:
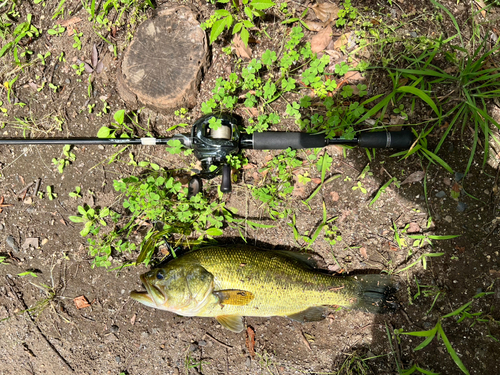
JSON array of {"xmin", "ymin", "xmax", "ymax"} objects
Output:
[{"xmin": 117, "ymin": 6, "xmax": 209, "ymax": 113}]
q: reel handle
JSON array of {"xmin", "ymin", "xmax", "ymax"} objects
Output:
[{"xmin": 220, "ymin": 164, "xmax": 232, "ymax": 193}]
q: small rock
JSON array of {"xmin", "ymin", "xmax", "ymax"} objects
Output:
[
  {"xmin": 454, "ymin": 172, "xmax": 464, "ymax": 182},
  {"xmin": 141, "ymin": 331, "xmax": 149, "ymax": 339},
  {"xmin": 198, "ymin": 340, "xmax": 206, "ymax": 347},
  {"xmin": 410, "ymin": 31, "xmax": 418, "ymax": 38},
  {"xmin": 457, "ymin": 202, "xmax": 467, "ymax": 212},
  {"xmin": 444, "ymin": 216, "xmax": 453, "ymax": 223},
  {"xmin": 115, "ymin": 356, "xmax": 121, "ymax": 363},
  {"xmin": 189, "ymin": 343, "xmax": 198, "ymax": 352},
  {"xmin": 110, "ymin": 324, "xmax": 119, "ymax": 333},
  {"xmin": 246, "ymin": 356, "xmax": 252, "ymax": 368},
  {"xmin": 6, "ymin": 236, "xmax": 18, "ymax": 252},
  {"xmin": 0, "ymin": 224, "xmax": 4, "ymax": 230},
  {"xmin": 436, "ymin": 191, "xmax": 446, "ymax": 198},
  {"xmin": 65, "ymin": 78, "xmax": 71, "ymax": 84}
]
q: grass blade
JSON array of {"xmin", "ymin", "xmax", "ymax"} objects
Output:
[
  {"xmin": 396, "ymin": 86, "xmax": 440, "ymax": 117},
  {"xmin": 437, "ymin": 324, "xmax": 470, "ymax": 375}
]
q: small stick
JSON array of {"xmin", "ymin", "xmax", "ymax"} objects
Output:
[
  {"xmin": 17, "ymin": 181, "xmax": 35, "ymax": 197},
  {"xmin": 32, "ymin": 178, "xmax": 41, "ymax": 197},
  {"xmin": 203, "ymin": 332, "xmax": 233, "ymax": 349}
]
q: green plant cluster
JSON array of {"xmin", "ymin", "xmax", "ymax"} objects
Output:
[{"xmin": 201, "ymin": 0, "xmax": 275, "ymax": 46}]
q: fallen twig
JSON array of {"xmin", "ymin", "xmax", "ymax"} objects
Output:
[{"xmin": 203, "ymin": 332, "xmax": 233, "ymax": 349}]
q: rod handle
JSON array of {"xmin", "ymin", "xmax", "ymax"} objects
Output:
[
  {"xmin": 358, "ymin": 130, "xmax": 414, "ymax": 149},
  {"xmin": 252, "ymin": 132, "xmax": 326, "ymax": 150}
]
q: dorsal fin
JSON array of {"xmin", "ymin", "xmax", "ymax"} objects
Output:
[{"xmin": 215, "ymin": 315, "xmax": 244, "ymax": 333}]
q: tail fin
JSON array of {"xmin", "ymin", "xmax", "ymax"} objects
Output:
[{"xmin": 348, "ymin": 274, "xmax": 398, "ymax": 313}]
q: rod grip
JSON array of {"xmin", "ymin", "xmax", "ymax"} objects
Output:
[
  {"xmin": 358, "ymin": 130, "xmax": 414, "ymax": 149},
  {"xmin": 252, "ymin": 132, "xmax": 327, "ymax": 150}
]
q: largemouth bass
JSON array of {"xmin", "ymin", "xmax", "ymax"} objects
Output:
[{"xmin": 130, "ymin": 246, "xmax": 396, "ymax": 333}]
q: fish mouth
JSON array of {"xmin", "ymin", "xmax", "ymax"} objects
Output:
[{"xmin": 130, "ymin": 274, "xmax": 166, "ymax": 308}]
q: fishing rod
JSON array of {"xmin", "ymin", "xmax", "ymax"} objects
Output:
[{"xmin": 0, "ymin": 113, "xmax": 414, "ymax": 195}]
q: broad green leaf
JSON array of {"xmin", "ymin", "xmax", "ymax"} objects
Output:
[
  {"xmin": 210, "ymin": 19, "xmax": 227, "ymax": 44},
  {"xmin": 113, "ymin": 109, "xmax": 125, "ymax": 124},
  {"xmin": 250, "ymin": 0, "xmax": 275, "ymax": 10},
  {"xmin": 206, "ymin": 228, "xmax": 223, "ymax": 236}
]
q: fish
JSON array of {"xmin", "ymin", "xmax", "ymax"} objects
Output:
[{"xmin": 130, "ymin": 246, "xmax": 396, "ymax": 333}]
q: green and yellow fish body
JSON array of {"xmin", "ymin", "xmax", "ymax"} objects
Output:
[{"xmin": 131, "ymin": 246, "xmax": 395, "ymax": 333}]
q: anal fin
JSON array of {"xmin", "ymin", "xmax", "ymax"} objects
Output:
[
  {"xmin": 215, "ymin": 315, "xmax": 244, "ymax": 333},
  {"xmin": 286, "ymin": 307, "xmax": 326, "ymax": 322}
]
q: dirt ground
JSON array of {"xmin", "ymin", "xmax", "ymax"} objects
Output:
[{"xmin": 1, "ymin": 0, "xmax": 499, "ymax": 374}]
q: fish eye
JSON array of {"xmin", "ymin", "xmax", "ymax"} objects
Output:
[{"xmin": 156, "ymin": 270, "xmax": 165, "ymax": 280}]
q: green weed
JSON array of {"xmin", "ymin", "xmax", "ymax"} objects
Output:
[
  {"xmin": 52, "ymin": 145, "xmax": 76, "ymax": 173},
  {"xmin": 201, "ymin": 0, "xmax": 275, "ymax": 46},
  {"xmin": 397, "ymin": 292, "xmax": 495, "ymax": 375}
]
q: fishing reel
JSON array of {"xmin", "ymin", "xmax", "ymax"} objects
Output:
[{"xmin": 181, "ymin": 114, "xmax": 242, "ymax": 196}]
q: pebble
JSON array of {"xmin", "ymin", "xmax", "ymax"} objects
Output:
[
  {"xmin": 65, "ymin": 78, "xmax": 71, "ymax": 84},
  {"xmin": 6, "ymin": 236, "xmax": 18, "ymax": 252},
  {"xmin": 246, "ymin": 356, "xmax": 252, "ymax": 368},
  {"xmin": 455, "ymin": 172, "xmax": 464, "ymax": 182},
  {"xmin": 436, "ymin": 191, "xmax": 446, "ymax": 198},
  {"xmin": 141, "ymin": 331, "xmax": 149, "ymax": 339},
  {"xmin": 0, "ymin": 224, "xmax": 3, "ymax": 231},
  {"xmin": 457, "ymin": 202, "xmax": 467, "ymax": 212},
  {"xmin": 189, "ymin": 343, "xmax": 198, "ymax": 352},
  {"xmin": 110, "ymin": 324, "xmax": 119, "ymax": 333},
  {"xmin": 444, "ymin": 216, "xmax": 453, "ymax": 223},
  {"xmin": 115, "ymin": 356, "xmax": 121, "ymax": 363},
  {"xmin": 198, "ymin": 340, "xmax": 206, "ymax": 347}
]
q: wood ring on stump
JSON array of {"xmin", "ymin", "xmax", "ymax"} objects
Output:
[{"xmin": 117, "ymin": 6, "xmax": 209, "ymax": 113}]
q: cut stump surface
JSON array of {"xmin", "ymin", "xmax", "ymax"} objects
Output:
[{"xmin": 117, "ymin": 6, "xmax": 208, "ymax": 112}]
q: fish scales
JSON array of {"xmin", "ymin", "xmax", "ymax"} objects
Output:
[{"xmin": 184, "ymin": 246, "xmax": 356, "ymax": 317}]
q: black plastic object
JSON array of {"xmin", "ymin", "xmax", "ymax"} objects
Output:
[
  {"xmin": 188, "ymin": 176, "xmax": 202, "ymax": 197},
  {"xmin": 252, "ymin": 132, "xmax": 327, "ymax": 150},
  {"xmin": 358, "ymin": 130, "xmax": 414, "ymax": 149},
  {"xmin": 220, "ymin": 164, "xmax": 232, "ymax": 193}
]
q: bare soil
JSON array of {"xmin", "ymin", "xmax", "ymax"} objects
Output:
[{"xmin": 1, "ymin": 1, "xmax": 499, "ymax": 374}]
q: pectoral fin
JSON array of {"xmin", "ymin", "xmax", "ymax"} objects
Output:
[
  {"xmin": 213, "ymin": 289, "xmax": 254, "ymax": 306},
  {"xmin": 286, "ymin": 307, "xmax": 326, "ymax": 322},
  {"xmin": 215, "ymin": 315, "xmax": 244, "ymax": 333}
]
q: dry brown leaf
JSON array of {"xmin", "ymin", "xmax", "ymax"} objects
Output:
[
  {"xmin": 303, "ymin": 20, "xmax": 328, "ymax": 32},
  {"xmin": 311, "ymin": 27, "xmax": 332, "ymax": 53},
  {"xmin": 401, "ymin": 171, "xmax": 425, "ymax": 185},
  {"xmin": 344, "ymin": 71, "xmax": 364, "ymax": 82},
  {"xmin": 246, "ymin": 327, "xmax": 256, "ymax": 358},
  {"xmin": 333, "ymin": 32, "xmax": 353, "ymax": 50},
  {"xmin": 73, "ymin": 295, "xmax": 90, "ymax": 309},
  {"xmin": 60, "ymin": 17, "xmax": 82, "ymax": 28},
  {"xmin": 475, "ymin": 0, "xmax": 487, "ymax": 17},
  {"xmin": 244, "ymin": 107, "xmax": 259, "ymax": 117},
  {"xmin": 311, "ymin": 3, "xmax": 340, "ymax": 23},
  {"xmin": 233, "ymin": 34, "xmax": 252, "ymax": 60}
]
